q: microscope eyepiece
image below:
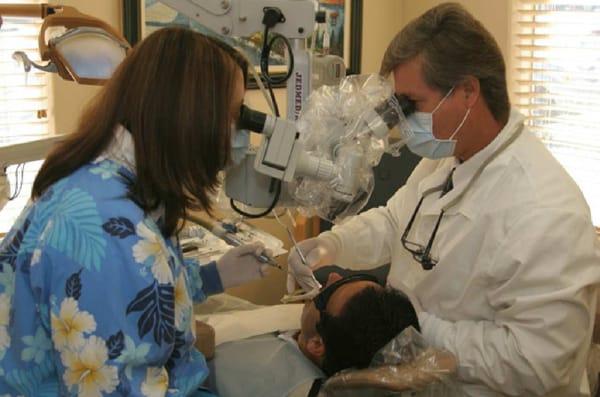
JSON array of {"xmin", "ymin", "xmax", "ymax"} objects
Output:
[
  {"xmin": 373, "ymin": 94, "xmax": 416, "ymax": 130},
  {"xmin": 239, "ymin": 105, "xmax": 268, "ymax": 133},
  {"xmin": 394, "ymin": 94, "xmax": 416, "ymax": 117}
]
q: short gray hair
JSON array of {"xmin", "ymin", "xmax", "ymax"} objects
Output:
[{"xmin": 380, "ymin": 2, "xmax": 510, "ymax": 123}]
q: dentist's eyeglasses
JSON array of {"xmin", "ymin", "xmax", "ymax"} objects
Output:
[{"xmin": 401, "ymin": 169, "xmax": 454, "ymax": 271}]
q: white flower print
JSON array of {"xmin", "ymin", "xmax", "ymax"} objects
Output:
[
  {"xmin": 132, "ymin": 221, "xmax": 173, "ymax": 284},
  {"xmin": 51, "ymin": 297, "xmax": 96, "ymax": 350},
  {"xmin": 62, "ymin": 335, "xmax": 119, "ymax": 397},
  {"xmin": 30, "ymin": 248, "xmax": 42, "ymax": 267},
  {"xmin": 141, "ymin": 366, "xmax": 169, "ymax": 397}
]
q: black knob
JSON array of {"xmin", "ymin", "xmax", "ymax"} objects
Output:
[
  {"xmin": 239, "ymin": 105, "xmax": 267, "ymax": 133},
  {"xmin": 316, "ymin": 10, "xmax": 326, "ymax": 23},
  {"xmin": 262, "ymin": 7, "xmax": 285, "ymax": 28},
  {"xmin": 394, "ymin": 94, "xmax": 416, "ymax": 116}
]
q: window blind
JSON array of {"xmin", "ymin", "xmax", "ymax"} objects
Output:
[
  {"xmin": 0, "ymin": 0, "xmax": 49, "ymax": 234},
  {"xmin": 513, "ymin": 0, "xmax": 600, "ymax": 226}
]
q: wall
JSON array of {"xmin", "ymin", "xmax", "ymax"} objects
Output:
[{"xmin": 361, "ymin": 0, "xmax": 403, "ymax": 74}]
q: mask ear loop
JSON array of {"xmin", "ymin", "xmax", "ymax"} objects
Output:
[
  {"xmin": 449, "ymin": 107, "xmax": 472, "ymax": 140},
  {"xmin": 432, "ymin": 86, "xmax": 456, "ymax": 114}
]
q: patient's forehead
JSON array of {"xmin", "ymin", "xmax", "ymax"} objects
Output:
[{"xmin": 327, "ymin": 281, "xmax": 382, "ymax": 316}]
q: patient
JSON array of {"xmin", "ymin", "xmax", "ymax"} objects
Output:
[
  {"xmin": 297, "ymin": 272, "xmax": 420, "ymax": 376},
  {"xmin": 208, "ymin": 273, "xmax": 420, "ymax": 397}
]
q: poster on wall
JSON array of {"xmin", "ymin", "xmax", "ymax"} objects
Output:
[
  {"xmin": 122, "ymin": 0, "xmax": 362, "ymax": 82},
  {"xmin": 312, "ymin": 0, "xmax": 347, "ymax": 62}
]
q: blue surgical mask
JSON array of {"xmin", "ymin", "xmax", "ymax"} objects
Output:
[
  {"xmin": 230, "ymin": 124, "xmax": 250, "ymax": 165},
  {"xmin": 405, "ymin": 87, "xmax": 471, "ymax": 159}
]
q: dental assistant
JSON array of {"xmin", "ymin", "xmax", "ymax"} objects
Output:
[
  {"xmin": 0, "ymin": 27, "xmax": 268, "ymax": 396},
  {"xmin": 288, "ymin": 3, "xmax": 600, "ymax": 396}
]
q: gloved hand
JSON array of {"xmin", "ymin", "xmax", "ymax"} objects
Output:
[
  {"xmin": 216, "ymin": 243, "xmax": 272, "ymax": 289},
  {"xmin": 286, "ymin": 236, "xmax": 338, "ymax": 294}
]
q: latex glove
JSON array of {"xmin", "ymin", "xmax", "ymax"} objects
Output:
[
  {"xmin": 286, "ymin": 236, "xmax": 338, "ymax": 294},
  {"xmin": 216, "ymin": 243, "xmax": 271, "ymax": 289}
]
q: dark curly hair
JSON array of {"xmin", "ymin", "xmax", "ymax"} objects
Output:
[{"xmin": 316, "ymin": 287, "xmax": 420, "ymax": 376}]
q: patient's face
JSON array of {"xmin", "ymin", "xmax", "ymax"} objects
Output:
[{"xmin": 297, "ymin": 273, "xmax": 381, "ymax": 366}]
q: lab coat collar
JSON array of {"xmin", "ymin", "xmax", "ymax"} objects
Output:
[
  {"xmin": 418, "ymin": 108, "xmax": 526, "ymax": 217},
  {"xmin": 416, "ymin": 159, "xmax": 458, "ymax": 199}
]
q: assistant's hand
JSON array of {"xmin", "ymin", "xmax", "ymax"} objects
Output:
[
  {"xmin": 286, "ymin": 236, "xmax": 338, "ymax": 294},
  {"xmin": 216, "ymin": 243, "xmax": 272, "ymax": 289}
]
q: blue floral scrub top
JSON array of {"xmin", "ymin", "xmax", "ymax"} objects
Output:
[{"xmin": 0, "ymin": 128, "xmax": 222, "ymax": 396}]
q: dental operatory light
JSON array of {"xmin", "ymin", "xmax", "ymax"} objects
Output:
[{"xmin": 1, "ymin": 3, "xmax": 130, "ymax": 84}]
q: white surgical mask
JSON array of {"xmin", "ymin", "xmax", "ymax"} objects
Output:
[
  {"xmin": 405, "ymin": 87, "xmax": 471, "ymax": 159},
  {"xmin": 230, "ymin": 123, "xmax": 250, "ymax": 166}
]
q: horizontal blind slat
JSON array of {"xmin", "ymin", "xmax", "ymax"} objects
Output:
[
  {"xmin": 514, "ymin": 0, "xmax": 600, "ymax": 225},
  {"xmin": 0, "ymin": 4, "xmax": 49, "ymax": 234}
]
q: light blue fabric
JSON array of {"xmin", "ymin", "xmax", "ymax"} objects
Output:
[
  {"xmin": 230, "ymin": 127, "xmax": 250, "ymax": 166},
  {"xmin": 210, "ymin": 333, "xmax": 324, "ymax": 397},
  {"xmin": 0, "ymin": 159, "xmax": 217, "ymax": 396}
]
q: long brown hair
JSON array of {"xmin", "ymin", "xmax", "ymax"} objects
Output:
[{"xmin": 32, "ymin": 27, "xmax": 248, "ymax": 235}]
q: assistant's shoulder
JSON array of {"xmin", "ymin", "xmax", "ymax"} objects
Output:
[
  {"xmin": 62, "ymin": 161, "xmax": 132, "ymax": 199},
  {"xmin": 25, "ymin": 162, "xmax": 147, "ymax": 248}
]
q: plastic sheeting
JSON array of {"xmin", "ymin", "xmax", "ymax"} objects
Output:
[
  {"xmin": 291, "ymin": 74, "xmax": 413, "ymax": 223},
  {"xmin": 319, "ymin": 327, "xmax": 458, "ymax": 396}
]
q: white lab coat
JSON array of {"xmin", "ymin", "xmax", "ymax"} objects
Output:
[{"xmin": 321, "ymin": 108, "xmax": 600, "ymax": 396}]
